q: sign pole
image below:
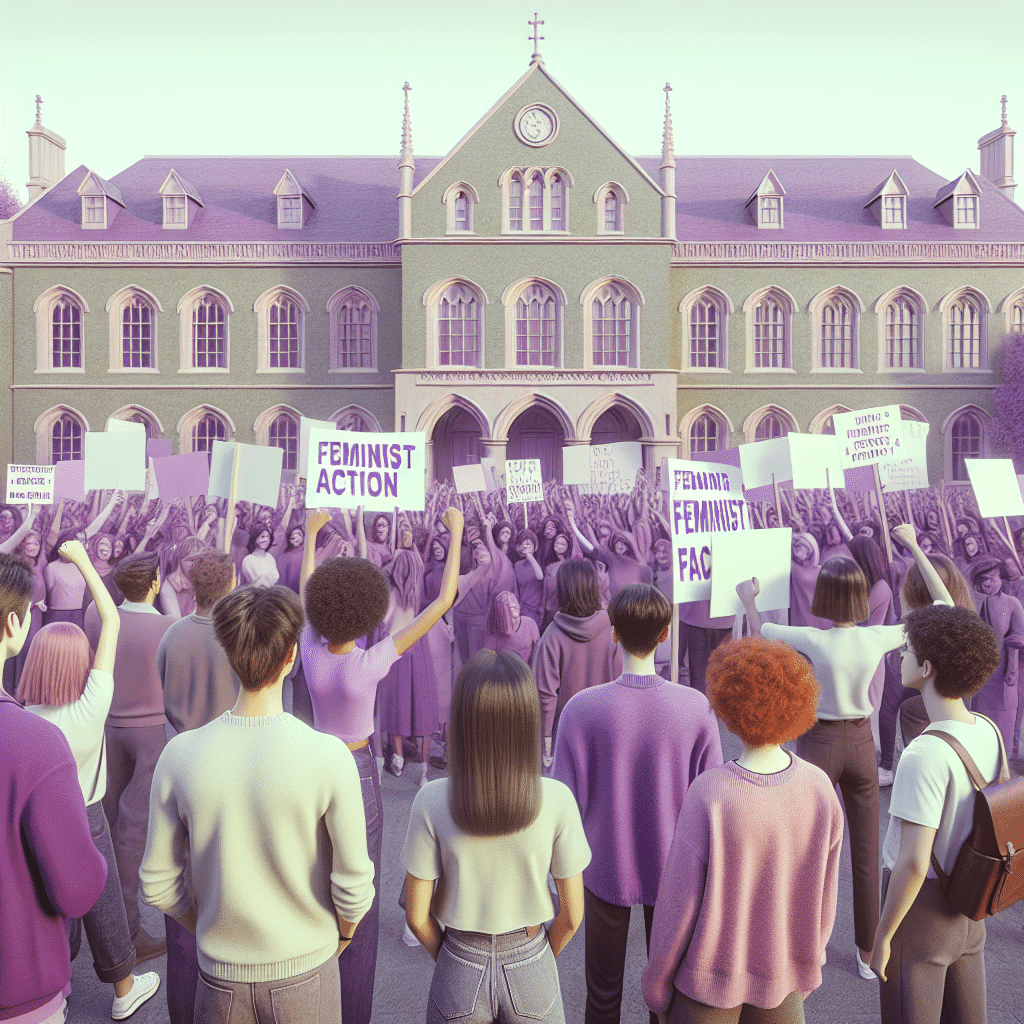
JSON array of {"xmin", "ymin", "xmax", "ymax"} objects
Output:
[
  {"xmin": 872, "ymin": 463, "xmax": 893, "ymax": 564},
  {"xmin": 904, "ymin": 488, "xmax": 913, "ymax": 527},
  {"xmin": 670, "ymin": 603, "xmax": 680, "ymax": 685},
  {"xmin": 771, "ymin": 473, "xmax": 782, "ymax": 527},
  {"xmin": 999, "ymin": 515, "xmax": 1024, "ymax": 573},
  {"xmin": 939, "ymin": 481, "xmax": 954, "ymax": 554}
]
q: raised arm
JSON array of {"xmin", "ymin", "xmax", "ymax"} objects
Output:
[
  {"xmin": 58, "ymin": 539, "xmax": 120, "ymax": 673},
  {"xmin": 355, "ymin": 506, "xmax": 367, "ymax": 559},
  {"xmin": 0, "ymin": 505, "xmax": 40, "ymax": 554},
  {"xmin": 300, "ymin": 509, "xmax": 332, "ymax": 608},
  {"xmin": 564, "ymin": 503, "xmax": 594, "ymax": 553},
  {"xmin": 391, "ymin": 507, "xmax": 464, "ymax": 656},
  {"xmin": 83, "ymin": 490, "xmax": 121, "ymax": 540},
  {"xmin": 826, "ymin": 470, "xmax": 854, "ymax": 543},
  {"xmin": 45, "ymin": 501, "xmax": 65, "ymax": 551},
  {"xmin": 890, "ymin": 522, "xmax": 954, "ymax": 606},
  {"xmin": 736, "ymin": 577, "xmax": 763, "ymax": 636}
]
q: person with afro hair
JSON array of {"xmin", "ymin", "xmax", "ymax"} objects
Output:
[
  {"xmin": 297, "ymin": 505, "xmax": 464, "ymax": 1024},
  {"xmin": 872, "ymin": 605, "xmax": 1002, "ymax": 1024},
  {"xmin": 643, "ymin": 634, "xmax": 843, "ymax": 1024}
]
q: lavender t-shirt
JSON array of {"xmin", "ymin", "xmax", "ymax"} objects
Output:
[{"xmin": 299, "ymin": 625, "xmax": 399, "ymax": 743}]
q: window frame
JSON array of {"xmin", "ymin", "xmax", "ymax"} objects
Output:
[
  {"xmin": 34, "ymin": 405, "xmax": 90, "ymax": 465},
  {"xmin": 808, "ymin": 286, "xmax": 863, "ymax": 373},
  {"xmin": 593, "ymin": 181, "xmax": 629, "ymax": 235},
  {"xmin": 105, "ymin": 285, "xmax": 162, "ymax": 374},
  {"xmin": 177, "ymin": 405, "xmax": 235, "ymax": 455},
  {"xmin": 254, "ymin": 286, "xmax": 309, "ymax": 373},
  {"xmin": 34, "ymin": 286, "xmax": 88, "ymax": 375},
  {"xmin": 254, "ymin": 405, "xmax": 302, "ymax": 474},
  {"xmin": 679, "ymin": 286, "xmax": 732, "ymax": 373},
  {"xmin": 679, "ymin": 404, "xmax": 733, "ymax": 458},
  {"xmin": 743, "ymin": 287, "xmax": 796, "ymax": 372},
  {"xmin": 503, "ymin": 277, "xmax": 565, "ymax": 369},
  {"xmin": 874, "ymin": 286, "xmax": 927, "ymax": 373},
  {"xmin": 500, "ymin": 167, "xmax": 573, "ymax": 234},
  {"xmin": 327, "ymin": 286, "xmax": 379, "ymax": 373},
  {"xmin": 939, "ymin": 287, "xmax": 991, "ymax": 373},
  {"xmin": 443, "ymin": 181, "xmax": 479, "ymax": 234},
  {"xmin": 177, "ymin": 286, "xmax": 233, "ymax": 374},
  {"xmin": 998, "ymin": 287, "xmax": 1024, "ymax": 336},
  {"xmin": 882, "ymin": 194, "xmax": 906, "ymax": 229},
  {"xmin": 581, "ymin": 277, "xmax": 643, "ymax": 369},
  {"xmin": 742, "ymin": 404, "xmax": 799, "ymax": 444},
  {"xmin": 943, "ymin": 405, "xmax": 990, "ymax": 482}
]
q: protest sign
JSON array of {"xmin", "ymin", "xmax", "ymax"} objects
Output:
[
  {"xmin": 84, "ymin": 430, "xmax": 146, "ymax": 492},
  {"xmin": 6, "ymin": 465, "xmax": 55, "ymax": 504},
  {"xmin": 964, "ymin": 459, "xmax": 1024, "ymax": 518},
  {"xmin": 667, "ymin": 458, "xmax": 749, "ymax": 603},
  {"xmin": 108, "ymin": 419, "xmax": 145, "ymax": 435},
  {"xmin": 788, "ymin": 434, "xmax": 846, "ymax": 491},
  {"xmin": 710, "ymin": 528, "xmax": 792, "ymax": 618},
  {"xmin": 304, "ymin": 430, "xmax": 426, "ymax": 511},
  {"xmin": 879, "ymin": 421, "xmax": 930, "ymax": 492},
  {"xmin": 452, "ymin": 463, "xmax": 488, "ymax": 494},
  {"xmin": 479, "ymin": 458, "xmax": 504, "ymax": 494},
  {"xmin": 153, "ymin": 452, "xmax": 212, "ymax": 501},
  {"xmin": 562, "ymin": 445, "xmax": 592, "ymax": 487},
  {"xmin": 504, "ymin": 459, "xmax": 544, "ymax": 503},
  {"xmin": 208, "ymin": 441, "xmax": 284, "ymax": 508},
  {"xmin": 832, "ymin": 405, "xmax": 905, "ymax": 469},
  {"xmin": 298, "ymin": 417, "xmax": 336, "ymax": 478},
  {"xmin": 53, "ymin": 460, "xmax": 86, "ymax": 501},
  {"xmin": 147, "ymin": 438, "xmax": 173, "ymax": 460},
  {"xmin": 739, "ymin": 438, "xmax": 792, "ymax": 491},
  {"xmin": 589, "ymin": 442, "xmax": 643, "ymax": 495}
]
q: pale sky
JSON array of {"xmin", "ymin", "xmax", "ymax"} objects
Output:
[{"xmin": 1, "ymin": 0, "xmax": 1020, "ymax": 204}]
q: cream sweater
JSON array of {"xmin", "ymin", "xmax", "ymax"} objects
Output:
[{"xmin": 140, "ymin": 711, "xmax": 375, "ymax": 983}]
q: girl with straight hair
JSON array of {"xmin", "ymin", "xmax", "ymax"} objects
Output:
[
  {"xmin": 484, "ymin": 589, "xmax": 540, "ymax": 665},
  {"xmin": 403, "ymin": 649, "xmax": 591, "ymax": 1024},
  {"xmin": 0, "ymin": 506, "xmax": 46, "ymax": 694},
  {"xmin": 738, "ymin": 557, "xmax": 903, "ymax": 980},
  {"xmin": 18, "ymin": 539, "xmax": 159, "ymax": 1019}
]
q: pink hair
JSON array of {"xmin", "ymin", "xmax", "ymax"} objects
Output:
[
  {"xmin": 15, "ymin": 622, "xmax": 93, "ymax": 708},
  {"xmin": 487, "ymin": 590, "xmax": 519, "ymax": 636}
]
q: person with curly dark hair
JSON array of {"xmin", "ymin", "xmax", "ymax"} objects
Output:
[
  {"xmin": 643, "ymin": 634, "xmax": 843, "ymax": 1024},
  {"xmin": 298, "ymin": 505, "xmax": 464, "ymax": 1024},
  {"xmin": 872, "ymin": 605, "xmax": 1002, "ymax": 1024}
]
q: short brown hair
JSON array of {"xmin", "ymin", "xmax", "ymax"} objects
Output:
[
  {"xmin": 810, "ymin": 557, "xmax": 870, "ymax": 624},
  {"xmin": 448, "ymin": 649, "xmax": 541, "ymax": 837},
  {"xmin": 901, "ymin": 553, "xmax": 973, "ymax": 611},
  {"xmin": 707, "ymin": 636, "xmax": 819, "ymax": 746},
  {"xmin": 608, "ymin": 584, "xmax": 671, "ymax": 656},
  {"xmin": 304, "ymin": 557, "xmax": 390, "ymax": 644},
  {"xmin": 189, "ymin": 551, "xmax": 234, "ymax": 610},
  {"xmin": 16, "ymin": 623, "xmax": 92, "ymax": 707},
  {"xmin": 113, "ymin": 551, "xmax": 161, "ymax": 602},
  {"xmin": 212, "ymin": 585, "xmax": 304, "ymax": 692},
  {"xmin": 903, "ymin": 605, "xmax": 1000, "ymax": 700},
  {"xmin": 556, "ymin": 558, "xmax": 602, "ymax": 618},
  {"xmin": 0, "ymin": 553, "xmax": 33, "ymax": 626}
]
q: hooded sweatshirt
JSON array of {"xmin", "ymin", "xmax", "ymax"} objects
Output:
[{"xmin": 532, "ymin": 608, "xmax": 622, "ymax": 738}]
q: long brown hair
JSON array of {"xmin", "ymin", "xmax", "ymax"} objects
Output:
[
  {"xmin": 901, "ymin": 553, "xmax": 973, "ymax": 611},
  {"xmin": 447, "ymin": 649, "xmax": 541, "ymax": 837},
  {"xmin": 16, "ymin": 622, "xmax": 92, "ymax": 707}
]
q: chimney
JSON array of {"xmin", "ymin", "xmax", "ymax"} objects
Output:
[
  {"xmin": 977, "ymin": 95, "xmax": 1015, "ymax": 203},
  {"xmin": 26, "ymin": 95, "xmax": 67, "ymax": 201}
]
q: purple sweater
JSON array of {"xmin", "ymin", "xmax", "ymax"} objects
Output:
[
  {"xmin": 532, "ymin": 609, "xmax": 622, "ymax": 738},
  {"xmin": 0, "ymin": 690, "xmax": 107, "ymax": 1021},
  {"xmin": 641, "ymin": 756, "xmax": 843, "ymax": 1013},
  {"xmin": 552, "ymin": 673, "xmax": 723, "ymax": 907}
]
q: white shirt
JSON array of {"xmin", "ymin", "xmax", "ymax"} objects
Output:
[{"xmin": 882, "ymin": 715, "xmax": 1002, "ymax": 878}]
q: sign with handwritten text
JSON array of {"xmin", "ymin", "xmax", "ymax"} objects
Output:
[{"xmin": 832, "ymin": 406, "xmax": 905, "ymax": 469}]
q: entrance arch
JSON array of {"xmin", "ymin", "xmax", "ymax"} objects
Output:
[
  {"xmin": 506, "ymin": 406, "xmax": 565, "ymax": 483},
  {"xmin": 432, "ymin": 406, "xmax": 482, "ymax": 483},
  {"xmin": 589, "ymin": 405, "xmax": 643, "ymax": 446}
]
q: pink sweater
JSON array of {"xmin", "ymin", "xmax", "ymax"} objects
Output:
[{"xmin": 642, "ymin": 756, "xmax": 843, "ymax": 1013}]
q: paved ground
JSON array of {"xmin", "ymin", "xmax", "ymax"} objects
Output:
[{"xmin": 64, "ymin": 721, "xmax": 1024, "ymax": 1024}]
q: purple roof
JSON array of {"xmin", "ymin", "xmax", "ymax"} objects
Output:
[
  {"xmin": 633, "ymin": 156, "xmax": 1024, "ymax": 241},
  {"xmin": 12, "ymin": 156, "xmax": 441, "ymax": 244},
  {"xmin": 12, "ymin": 153, "xmax": 1022, "ymax": 244}
]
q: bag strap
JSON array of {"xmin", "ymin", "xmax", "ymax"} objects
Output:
[{"xmin": 927, "ymin": 731, "xmax": 990, "ymax": 791}]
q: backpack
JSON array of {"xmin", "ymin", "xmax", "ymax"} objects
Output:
[{"xmin": 928, "ymin": 716, "xmax": 1024, "ymax": 921}]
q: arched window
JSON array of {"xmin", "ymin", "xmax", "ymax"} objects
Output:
[
  {"xmin": 268, "ymin": 412, "xmax": 299, "ymax": 471},
  {"xmin": 753, "ymin": 295, "xmax": 788, "ymax": 368},
  {"xmin": 121, "ymin": 296, "xmax": 154, "ymax": 368},
  {"xmin": 1012, "ymin": 299, "xmax": 1024, "ymax": 335},
  {"xmin": 945, "ymin": 293, "xmax": 984, "ymax": 369},
  {"xmin": 438, "ymin": 283, "xmax": 482, "ymax": 366},
  {"xmin": 178, "ymin": 287, "xmax": 232, "ymax": 371},
  {"xmin": 679, "ymin": 286, "xmax": 731, "ymax": 371},
  {"xmin": 52, "ymin": 413, "xmax": 84, "ymax": 462},
  {"xmin": 508, "ymin": 172, "xmax": 524, "ymax": 231},
  {"xmin": 818, "ymin": 294, "xmax": 856, "ymax": 369},
  {"xmin": 879, "ymin": 290, "xmax": 924, "ymax": 369},
  {"xmin": 594, "ymin": 181, "xmax": 628, "ymax": 234},
  {"xmin": 268, "ymin": 296, "xmax": 301, "ymax": 368},
  {"xmin": 501, "ymin": 167, "xmax": 572, "ymax": 232},
  {"xmin": 550, "ymin": 173, "xmax": 565, "ymax": 231},
  {"xmin": 691, "ymin": 414, "xmax": 720, "ymax": 454},
  {"xmin": 584, "ymin": 278, "xmax": 643, "ymax": 368},
  {"xmin": 744, "ymin": 405, "xmax": 797, "ymax": 443},
  {"xmin": 192, "ymin": 413, "xmax": 227, "ymax": 453},
  {"xmin": 515, "ymin": 282, "xmax": 559, "ymax": 366},
  {"xmin": 443, "ymin": 181, "xmax": 479, "ymax": 234},
  {"xmin": 605, "ymin": 193, "xmax": 619, "ymax": 232},
  {"xmin": 454, "ymin": 193, "xmax": 469, "ymax": 231},
  {"xmin": 328, "ymin": 287, "xmax": 378, "ymax": 371},
  {"xmin": 808, "ymin": 405, "xmax": 851, "ymax": 435},
  {"xmin": 528, "ymin": 173, "xmax": 544, "ymax": 231},
  {"xmin": 35, "ymin": 287, "xmax": 89, "ymax": 372},
  {"xmin": 108, "ymin": 405, "xmax": 163, "ymax": 440},
  {"xmin": 754, "ymin": 412, "xmax": 789, "ymax": 440},
  {"xmin": 946, "ymin": 408, "xmax": 988, "ymax": 481}
]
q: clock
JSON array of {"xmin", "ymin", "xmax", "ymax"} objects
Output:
[{"xmin": 514, "ymin": 104, "xmax": 558, "ymax": 147}]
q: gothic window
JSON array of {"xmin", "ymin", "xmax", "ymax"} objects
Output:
[
  {"xmin": 883, "ymin": 292, "xmax": 923, "ymax": 369},
  {"xmin": 51, "ymin": 413, "xmax": 84, "ymax": 463},
  {"xmin": 948, "ymin": 409, "xmax": 985, "ymax": 481},
  {"xmin": 502, "ymin": 167, "xmax": 571, "ymax": 232},
  {"xmin": 328, "ymin": 287, "xmax": 378, "ymax": 371},
  {"xmin": 751, "ymin": 293, "xmax": 790, "ymax": 368},
  {"xmin": 946, "ymin": 293, "xmax": 984, "ymax": 369},
  {"xmin": 192, "ymin": 412, "xmax": 228, "ymax": 453},
  {"xmin": 690, "ymin": 414, "xmax": 720, "ymax": 454},
  {"xmin": 436, "ymin": 282, "xmax": 483, "ymax": 367},
  {"xmin": 52, "ymin": 296, "xmax": 83, "ymax": 369},
  {"xmin": 121, "ymin": 297, "xmax": 154, "ymax": 368},
  {"xmin": 269, "ymin": 411, "xmax": 299, "ymax": 471},
  {"xmin": 515, "ymin": 282, "xmax": 559, "ymax": 366},
  {"xmin": 585, "ymin": 278, "xmax": 642, "ymax": 368},
  {"xmin": 550, "ymin": 173, "xmax": 565, "ymax": 231},
  {"xmin": 812, "ymin": 289, "xmax": 860, "ymax": 370},
  {"xmin": 754, "ymin": 411, "xmax": 790, "ymax": 440},
  {"xmin": 192, "ymin": 297, "xmax": 226, "ymax": 368},
  {"xmin": 508, "ymin": 172, "xmax": 524, "ymax": 231}
]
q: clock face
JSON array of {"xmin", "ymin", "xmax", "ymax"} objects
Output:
[{"xmin": 515, "ymin": 105, "xmax": 557, "ymax": 146}]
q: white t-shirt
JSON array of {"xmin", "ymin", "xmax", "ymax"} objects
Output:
[
  {"xmin": 882, "ymin": 715, "xmax": 1002, "ymax": 878},
  {"xmin": 27, "ymin": 669, "xmax": 114, "ymax": 806},
  {"xmin": 402, "ymin": 776, "xmax": 591, "ymax": 934},
  {"xmin": 760, "ymin": 623, "xmax": 904, "ymax": 719}
]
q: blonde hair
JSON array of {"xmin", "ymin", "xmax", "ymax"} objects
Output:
[{"xmin": 16, "ymin": 622, "xmax": 92, "ymax": 707}]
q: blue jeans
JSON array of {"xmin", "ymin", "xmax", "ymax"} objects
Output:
[
  {"xmin": 427, "ymin": 926, "xmax": 565, "ymax": 1024},
  {"xmin": 338, "ymin": 743, "xmax": 381, "ymax": 1024}
]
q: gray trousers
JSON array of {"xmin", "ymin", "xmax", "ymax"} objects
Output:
[
  {"xmin": 102, "ymin": 723, "xmax": 166, "ymax": 937},
  {"xmin": 195, "ymin": 957, "xmax": 341, "ymax": 1024},
  {"xmin": 667, "ymin": 990, "xmax": 805, "ymax": 1024}
]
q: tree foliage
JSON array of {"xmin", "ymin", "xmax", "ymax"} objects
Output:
[
  {"xmin": 0, "ymin": 177, "xmax": 24, "ymax": 219},
  {"xmin": 992, "ymin": 332, "xmax": 1024, "ymax": 470}
]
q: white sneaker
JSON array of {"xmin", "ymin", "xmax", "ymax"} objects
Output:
[
  {"xmin": 856, "ymin": 948, "xmax": 877, "ymax": 980},
  {"xmin": 877, "ymin": 767, "xmax": 895, "ymax": 787},
  {"xmin": 111, "ymin": 972, "xmax": 161, "ymax": 1020},
  {"xmin": 389, "ymin": 753, "xmax": 404, "ymax": 777},
  {"xmin": 403, "ymin": 923, "xmax": 420, "ymax": 947}
]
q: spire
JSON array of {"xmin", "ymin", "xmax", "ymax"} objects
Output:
[
  {"xmin": 660, "ymin": 83, "xmax": 675, "ymax": 170},
  {"xmin": 34, "ymin": 94, "xmax": 43, "ymax": 126},
  {"xmin": 528, "ymin": 12, "xmax": 545, "ymax": 65},
  {"xmin": 399, "ymin": 81, "xmax": 414, "ymax": 170},
  {"xmin": 1002, "ymin": 94, "xmax": 1009, "ymax": 127}
]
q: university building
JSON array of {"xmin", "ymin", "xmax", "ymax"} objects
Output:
[{"xmin": 1, "ymin": 53, "xmax": 1021, "ymax": 488}]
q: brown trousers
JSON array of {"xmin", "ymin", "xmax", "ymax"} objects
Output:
[
  {"xmin": 796, "ymin": 717, "xmax": 879, "ymax": 952},
  {"xmin": 879, "ymin": 875, "xmax": 987, "ymax": 1024},
  {"xmin": 667, "ymin": 990, "xmax": 804, "ymax": 1024}
]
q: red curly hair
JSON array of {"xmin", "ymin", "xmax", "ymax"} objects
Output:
[{"xmin": 706, "ymin": 636, "xmax": 819, "ymax": 746}]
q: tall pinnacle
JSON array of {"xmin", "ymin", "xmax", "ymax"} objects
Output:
[
  {"xmin": 528, "ymin": 13, "xmax": 545, "ymax": 65},
  {"xmin": 1002, "ymin": 94, "xmax": 1009, "ymax": 127},
  {"xmin": 399, "ymin": 82, "xmax": 414, "ymax": 170},
  {"xmin": 660, "ymin": 83, "xmax": 675, "ymax": 170},
  {"xmin": 34, "ymin": 94, "xmax": 43, "ymax": 126}
]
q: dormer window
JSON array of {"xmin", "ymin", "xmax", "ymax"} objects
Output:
[
  {"xmin": 77, "ymin": 169, "xmax": 125, "ymax": 230},
  {"xmin": 159, "ymin": 169, "xmax": 203, "ymax": 230},
  {"xmin": 273, "ymin": 170, "xmax": 314, "ymax": 230},
  {"xmin": 933, "ymin": 169, "xmax": 981, "ymax": 229},
  {"xmin": 745, "ymin": 171, "xmax": 786, "ymax": 229},
  {"xmin": 883, "ymin": 195, "xmax": 905, "ymax": 227},
  {"xmin": 955, "ymin": 195, "xmax": 978, "ymax": 227},
  {"xmin": 864, "ymin": 170, "xmax": 909, "ymax": 230}
]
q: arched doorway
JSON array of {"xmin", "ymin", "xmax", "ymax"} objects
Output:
[
  {"xmin": 507, "ymin": 406, "xmax": 564, "ymax": 483},
  {"xmin": 432, "ymin": 406, "xmax": 482, "ymax": 483},
  {"xmin": 590, "ymin": 405, "xmax": 643, "ymax": 446}
]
